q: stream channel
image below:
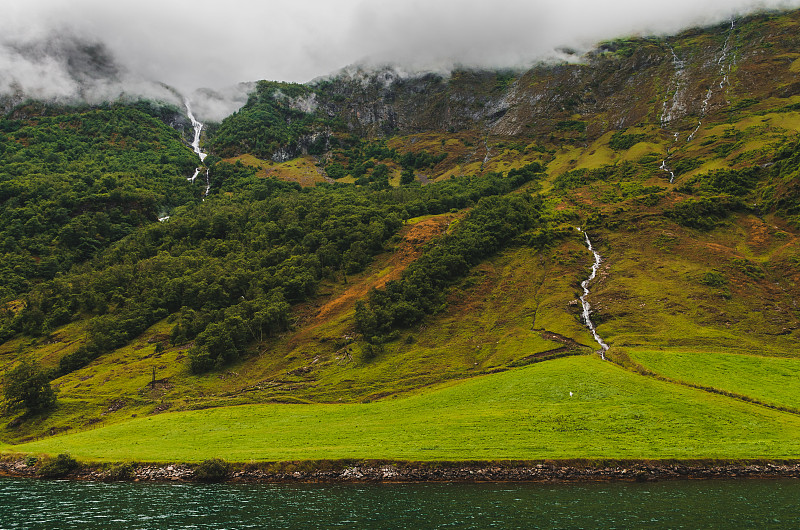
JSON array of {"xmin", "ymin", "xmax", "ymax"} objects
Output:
[
  {"xmin": 185, "ymin": 99, "xmax": 210, "ymax": 197},
  {"xmin": 577, "ymin": 228, "xmax": 609, "ymax": 359}
]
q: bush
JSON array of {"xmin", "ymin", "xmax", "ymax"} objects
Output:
[
  {"xmin": 609, "ymin": 131, "xmax": 646, "ymax": 150},
  {"xmin": 38, "ymin": 453, "xmax": 79, "ymax": 478},
  {"xmin": 555, "ymin": 120, "xmax": 587, "ymax": 132},
  {"xmin": 194, "ymin": 458, "xmax": 230, "ymax": 482},
  {"xmin": 665, "ymin": 196, "xmax": 742, "ymax": 230},
  {"xmin": 700, "ymin": 271, "xmax": 727, "ymax": 287},
  {"xmin": 106, "ymin": 462, "xmax": 135, "ymax": 481}
]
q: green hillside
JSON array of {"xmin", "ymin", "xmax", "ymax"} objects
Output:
[
  {"xmin": 3, "ymin": 9, "xmax": 800, "ymax": 463},
  {"xmin": 14, "ymin": 357, "xmax": 800, "ymax": 462}
]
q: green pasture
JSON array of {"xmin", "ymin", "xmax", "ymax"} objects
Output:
[
  {"xmin": 10, "ymin": 356, "xmax": 800, "ymax": 463},
  {"xmin": 629, "ymin": 349, "xmax": 800, "ymax": 410}
]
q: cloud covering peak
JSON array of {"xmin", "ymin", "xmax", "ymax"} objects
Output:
[{"xmin": 2, "ymin": 0, "xmax": 800, "ymax": 119}]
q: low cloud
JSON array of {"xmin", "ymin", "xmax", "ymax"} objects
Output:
[{"xmin": 2, "ymin": 0, "xmax": 799, "ymax": 120}]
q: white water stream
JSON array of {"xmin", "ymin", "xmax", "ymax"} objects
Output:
[
  {"xmin": 659, "ymin": 158, "xmax": 676, "ymax": 184},
  {"xmin": 185, "ymin": 99, "xmax": 210, "ymax": 196},
  {"xmin": 659, "ymin": 45, "xmax": 686, "ymax": 183},
  {"xmin": 660, "ymin": 45, "xmax": 687, "ymax": 130},
  {"xmin": 576, "ymin": 228, "xmax": 609, "ymax": 360},
  {"xmin": 687, "ymin": 17, "xmax": 736, "ymax": 143}
]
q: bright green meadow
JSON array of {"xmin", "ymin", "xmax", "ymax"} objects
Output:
[
  {"xmin": 11, "ymin": 356, "xmax": 800, "ymax": 462},
  {"xmin": 629, "ymin": 349, "xmax": 800, "ymax": 411}
]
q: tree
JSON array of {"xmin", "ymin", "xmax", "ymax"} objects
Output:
[{"xmin": 3, "ymin": 360, "xmax": 56, "ymax": 414}]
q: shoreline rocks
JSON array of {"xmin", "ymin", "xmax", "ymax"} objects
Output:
[{"xmin": 1, "ymin": 458, "xmax": 800, "ymax": 484}]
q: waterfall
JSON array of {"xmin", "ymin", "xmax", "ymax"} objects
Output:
[
  {"xmin": 660, "ymin": 44, "xmax": 687, "ymax": 130},
  {"xmin": 659, "ymin": 158, "xmax": 676, "ymax": 184},
  {"xmin": 659, "ymin": 45, "xmax": 685, "ymax": 183},
  {"xmin": 576, "ymin": 228, "xmax": 610, "ymax": 360},
  {"xmin": 184, "ymin": 99, "xmax": 210, "ymax": 196},
  {"xmin": 687, "ymin": 17, "xmax": 736, "ymax": 143}
]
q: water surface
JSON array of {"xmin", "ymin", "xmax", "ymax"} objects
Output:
[{"xmin": 1, "ymin": 478, "xmax": 798, "ymax": 528}]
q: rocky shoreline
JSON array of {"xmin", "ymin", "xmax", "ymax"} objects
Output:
[{"xmin": 2, "ymin": 458, "xmax": 800, "ymax": 484}]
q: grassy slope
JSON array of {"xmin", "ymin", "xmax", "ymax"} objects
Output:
[
  {"xmin": 5, "ymin": 110, "xmax": 800, "ymax": 456},
  {"xmin": 11, "ymin": 356, "xmax": 800, "ymax": 462},
  {"xmin": 628, "ymin": 349, "xmax": 800, "ymax": 411},
  {"xmin": 223, "ymin": 154, "xmax": 329, "ymax": 187},
  {"xmin": 5, "ymin": 112, "xmax": 800, "ymax": 454}
]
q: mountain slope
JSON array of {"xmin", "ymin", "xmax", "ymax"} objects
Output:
[{"xmin": 2, "ymin": 8, "xmax": 800, "ymax": 458}]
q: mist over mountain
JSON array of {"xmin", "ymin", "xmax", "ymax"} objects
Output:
[{"xmin": 2, "ymin": 0, "xmax": 800, "ymax": 121}]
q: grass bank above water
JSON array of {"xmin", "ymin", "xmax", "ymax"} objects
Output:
[{"xmin": 8, "ymin": 356, "xmax": 800, "ymax": 463}]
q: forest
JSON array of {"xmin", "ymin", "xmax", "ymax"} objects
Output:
[
  {"xmin": 0, "ymin": 104, "xmax": 545, "ymax": 378},
  {"xmin": 0, "ymin": 102, "xmax": 199, "ymax": 301}
]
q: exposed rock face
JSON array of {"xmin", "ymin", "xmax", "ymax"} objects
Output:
[
  {"xmin": 270, "ymin": 130, "xmax": 332, "ymax": 162},
  {"xmin": 296, "ymin": 14, "xmax": 795, "ymax": 143},
  {"xmin": 211, "ymin": 11, "xmax": 800, "ymax": 162}
]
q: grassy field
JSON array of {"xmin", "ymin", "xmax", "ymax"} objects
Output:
[
  {"xmin": 628, "ymin": 349, "xmax": 800, "ymax": 410},
  {"xmin": 9, "ymin": 356, "xmax": 800, "ymax": 462}
]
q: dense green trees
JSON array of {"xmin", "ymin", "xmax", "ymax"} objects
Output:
[
  {"xmin": 322, "ymin": 138, "xmax": 449, "ymax": 186},
  {"xmin": 0, "ymin": 166, "xmax": 538, "ymax": 374},
  {"xmin": 0, "ymin": 93, "xmax": 548, "ymax": 376},
  {"xmin": 356, "ymin": 184, "xmax": 547, "ymax": 343},
  {"xmin": 209, "ymin": 81, "xmax": 342, "ymax": 159},
  {"xmin": 0, "ymin": 102, "xmax": 201, "ymax": 300}
]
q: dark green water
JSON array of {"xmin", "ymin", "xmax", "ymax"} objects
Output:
[{"xmin": 0, "ymin": 478, "xmax": 798, "ymax": 529}]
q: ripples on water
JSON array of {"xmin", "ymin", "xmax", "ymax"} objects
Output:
[{"xmin": 1, "ymin": 478, "xmax": 798, "ymax": 529}]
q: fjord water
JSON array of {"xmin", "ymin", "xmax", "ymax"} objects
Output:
[{"xmin": 1, "ymin": 478, "xmax": 798, "ymax": 529}]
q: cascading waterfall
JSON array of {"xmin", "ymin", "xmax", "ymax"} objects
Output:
[
  {"xmin": 184, "ymin": 99, "xmax": 210, "ymax": 196},
  {"xmin": 660, "ymin": 158, "xmax": 676, "ymax": 184},
  {"xmin": 660, "ymin": 45, "xmax": 687, "ymax": 130},
  {"xmin": 687, "ymin": 17, "xmax": 736, "ymax": 143},
  {"xmin": 576, "ymin": 228, "xmax": 609, "ymax": 360},
  {"xmin": 479, "ymin": 132, "xmax": 492, "ymax": 173},
  {"xmin": 659, "ymin": 45, "xmax": 686, "ymax": 183}
]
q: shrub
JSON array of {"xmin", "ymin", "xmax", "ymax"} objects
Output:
[
  {"xmin": 2, "ymin": 360, "xmax": 56, "ymax": 414},
  {"xmin": 106, "ymin": 462, "xmax": 135, "ymax": 481},
  {"xmin": 700, "ymin": 271, "xmax": 727, "ymax": 287},
  {"xmin": 609, "ymin": 131, "xmax": 646, "ymax": 151},
  {"xmin": 38, "ymin": 453, "xmax": 79, "ymax": 478},
  {"xmin": 665, "ymin": 196, "xmax": 742, "ymax": 230},
  {"xmin": 731, "ymin": 259, "xmax": 766, "ymax": 280},
  {"xmin": 555, "ymin": 120, "xmax": 587, "ymax": 132},
  {"xmin": 194, "ymin": 458, "xmax": 230, "ymax": 482}
]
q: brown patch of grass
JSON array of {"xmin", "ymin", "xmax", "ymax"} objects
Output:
[
  {"xmin": 224, "ymin": 154, "xmax": 327, "ymax": 187},
  {"xmin": 287, "ymin": 214, "xmax": 459, "ymax": 348}
]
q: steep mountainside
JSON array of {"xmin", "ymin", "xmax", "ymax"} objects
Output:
[
  {"xmin": 213, "ymin": 12, "xmax": 800, "ymax": 159},
  {"xmin": 2, "ymin": 9, "xmax": 800, "ymax": 460}
]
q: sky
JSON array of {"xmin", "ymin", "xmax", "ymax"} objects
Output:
[{"xmin": 2, "ymin": 0, "xmax": 800, "ymax": 119}]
